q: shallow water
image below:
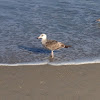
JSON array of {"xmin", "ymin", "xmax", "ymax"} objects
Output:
[{"xmin": 0, "ymin": 0, "xmax": 100, "ymax": 65}]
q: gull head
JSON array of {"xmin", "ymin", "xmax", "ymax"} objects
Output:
[{"xmin": 37, "ymin": 34, "xmax": 47, "ymax": 39}]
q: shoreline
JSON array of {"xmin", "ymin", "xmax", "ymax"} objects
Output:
[
  {"xmin": 0, "ymin": 63, "xmax": 100, "ymax": 100},
  {"xmin": 0, "ymin": 62, "xmax": 100, "ymax": 66}
]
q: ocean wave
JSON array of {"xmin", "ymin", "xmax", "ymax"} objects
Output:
[{"xmin": 0, "ymin": 59, "xmax": 100, "ymax": 66}]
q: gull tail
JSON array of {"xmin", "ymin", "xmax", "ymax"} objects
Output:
[{"xmin": 65, "ymin": 45, "xmax": 71, "ymax": 48}]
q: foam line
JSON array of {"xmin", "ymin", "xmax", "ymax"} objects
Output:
[
  {"xmin": 0, "ymin": 60, "xmax": 100, "ymax": 66},
  {"xmin": 0, "ymin": 62, "xmax": 48, "ymax": 66},
  {"xmin": 49, "ymin": 61, "xmax": 100, "ymax": 66}
]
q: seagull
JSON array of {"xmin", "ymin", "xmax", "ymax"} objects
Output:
[{"xmin": 37, "ymin": 34, "xmax": 71, "ymax": 58}]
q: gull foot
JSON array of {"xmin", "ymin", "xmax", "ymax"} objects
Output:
[{"xmin": 50, "ymin": 55, "xmax": 54, "ymax": 59}]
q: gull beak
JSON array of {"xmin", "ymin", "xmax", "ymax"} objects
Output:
[
  {"xmin": 37, "ymin": 35, "xmax": 42, "ymax": 39},
  {"xmin": 37, "ymin": 36, "xmax": 40, "ymax": 39},
  {"xmin": 96, "ymin": 19, "xmax": 100, "ymax": 21}
]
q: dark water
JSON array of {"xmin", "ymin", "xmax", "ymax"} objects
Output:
[{"xmin": 0, "ymin": 0, "xmax": 100, "ymax": 65}]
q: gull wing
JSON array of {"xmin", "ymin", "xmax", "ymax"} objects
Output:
[{"xmin": 45, "ymin": 40, "xmax": 65, "ymax": 50}]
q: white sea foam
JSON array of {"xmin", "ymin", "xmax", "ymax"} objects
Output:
[
  {"xmin": 51, "ymin": 58, "xmax": 100, "ymax": 66},
  {"xmin": 0, "ymin": 62, "xmax": 48, "ymax": 66},
  {"xmin": 0, "ymin": 59, "xmax": 100, "ymax": 66},
  {"xmin": 49, "ymin": 60, "xmax": 100, "ymax": 66}
]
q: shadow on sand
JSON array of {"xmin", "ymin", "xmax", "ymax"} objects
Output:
[
  {"xmin": 18, "ymin": 45, "xmax": 51, "ymax": 54},
  {"xmin": 18, "ymin": 45, "xmax": 60, "ymax": 62}
]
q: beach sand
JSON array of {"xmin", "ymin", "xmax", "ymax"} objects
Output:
[{"xmin": 0, "ymin": 63, "xmax": 100, "ymax": 100}]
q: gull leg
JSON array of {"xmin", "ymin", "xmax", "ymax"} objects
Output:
[{"xmin": 51, "ymin": 50, "xmax": 54, "ymax": 58}]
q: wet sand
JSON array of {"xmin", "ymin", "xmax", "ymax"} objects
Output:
[{"xmin": 0, "ymin": 63, "xmax": 100, "ymax": 100}]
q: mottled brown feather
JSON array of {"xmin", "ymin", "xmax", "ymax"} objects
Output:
[{"xmin": 44, "ymin": 40, "xmax": 65, "ymax": 50}]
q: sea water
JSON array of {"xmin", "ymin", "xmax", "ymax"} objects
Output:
[{"xmin": 0, "ymin": 0, "xmax": 100, "ymax": 65}]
